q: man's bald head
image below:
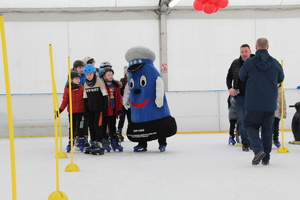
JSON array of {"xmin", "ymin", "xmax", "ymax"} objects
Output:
[{"xmin": 256, "ymin": 38, "xmax": 269, "ymax": 50}]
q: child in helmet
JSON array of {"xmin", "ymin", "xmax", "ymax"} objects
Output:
[
  {"xmin": 101, "ymin": 67, "xmax": 124, "ymax": 152},
  {"xmin": 59, "ymin": 71, "xmax": 88, "ymax": 152},
  {"xmin": 98, "ymin": 61, "xmax": 112, "ymax": 78},
  {"xmin": 72, "ymin": 60, "xmax": 86, "ymax": 86},
  {"xmin": 83, "ymin": 64, "xmax": 108, "ymax": 155}
]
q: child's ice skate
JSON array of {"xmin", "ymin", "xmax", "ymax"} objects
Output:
[
  {"xmin": 66, "ymin": 140, "xmax": 73, "ymax": 153},
  {"xmin": 117, "ymin": 129, "xmax": 124, "ymax": 142},
  {"xmin": 110, "ymin": 138, "xmax": 123, "ymax": 152},
  {"xmin": 228, "ymin": 136, "xmax": 236, "ymax": 145},
  {"xmin": 66, "ymin": 144, "xmax": 71, "ymax": 153},
  {"xmin": 84, "ymin": 140, "xmax": 96, "ymax": 154},
  {"xmin": 78, "ymin": 137, "xmax": 85, "ymax": 152},
  {"xmin": 102, "ymin": 138, "xmax": 112, "ymax": 152},
  {"xmin": 274, "ymin": 140, "xmax": 281, "ymax": 148},
  {"xmin": 90, "ymin": 141, "xmax": 104, "ymax": 155},
  {"xmin": 158, "ymin": 145, "xmax": 166, "ymax": 152}
]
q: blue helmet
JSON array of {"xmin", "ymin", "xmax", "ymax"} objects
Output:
[{"xmin": 84, "ymin": 64, "xmax": 96, "ymax": 75}]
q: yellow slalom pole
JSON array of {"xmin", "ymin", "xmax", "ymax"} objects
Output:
[
  {"xmin": 0, "ymin": 14, "xmax": 18, "ymax": 200},
  {"xmin": 65, "ymin": 57, "xmax": 80, "ymax": 172},
  {"xmin": 48, "ymin": 44, "xmax": 68, "ymax": 200},
  {"xmin": 277, "ymin": 60, "xmax": 289, "ymax": 153},
  {"xmin": 55, "ymin": 85, "xmax": 67, "ymax": 159}
]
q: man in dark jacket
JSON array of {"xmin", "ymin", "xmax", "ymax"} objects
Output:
[
  {"xmin": 226, "ymin": 44, "xmax": 254, "ymax": 151},
  {"xmin": 239, "ymin": 38, "xmax": 284, "ymax": 166}
]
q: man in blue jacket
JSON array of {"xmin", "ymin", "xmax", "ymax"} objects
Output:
[{"xmin": 239, "ymin": 38, "xmax": 284, "ymax": 166}]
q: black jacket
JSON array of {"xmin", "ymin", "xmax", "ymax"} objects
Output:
[{"xmin": 226, "ymin": 54, "xmax": 255, "ymax": 96}]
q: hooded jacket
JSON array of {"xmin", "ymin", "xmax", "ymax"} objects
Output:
[{"xmin": 239, "ymin": 49, "xmax": 284, "ymax": 111}]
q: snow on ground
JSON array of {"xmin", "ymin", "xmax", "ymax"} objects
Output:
[{"xmin": 1, "ymin": 132, "xmax": 300, "ymax": 200}]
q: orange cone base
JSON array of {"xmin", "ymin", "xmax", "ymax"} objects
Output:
[
  {"xmin": 48, "ymin": 191, "xmax": 68, "ymax": 200},
  {"xmin": 65, "ymin": 163, "xmax": 80, "ymax": 172}
]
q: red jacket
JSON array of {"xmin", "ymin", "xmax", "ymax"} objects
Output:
[
  {"xmin": 60, "ymin": 84, "xmax": 84, "ymax": 113},
  {"xmin": 105, "ymin": 81, "xmax": 122, "ymax": 118}
]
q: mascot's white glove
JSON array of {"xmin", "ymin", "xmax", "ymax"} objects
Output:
[
  {"xmin": 123, "ymin": 84, "xmax": 131, "ymax": 110},
  {"xmin": 155, "ymin": 77, "xmax": 164, "ymax": 108}
]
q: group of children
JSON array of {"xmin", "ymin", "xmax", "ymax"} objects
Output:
[
  {"xmin": 59, "ymin": 57, "xmax": 129, "ymax": 155},
  {"xmin": 228, "ymin": 83, "xmax": 286, "ymax": 148}
]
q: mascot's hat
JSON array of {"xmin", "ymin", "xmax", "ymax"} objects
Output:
[{"xmin": 125, "ymin": 46, "xmax": 156, "ymax": 72}]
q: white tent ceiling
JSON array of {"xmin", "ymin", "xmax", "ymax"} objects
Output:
[{"xmin": 1, "ymin": 0, "xmax": 300, "ymax": 12}]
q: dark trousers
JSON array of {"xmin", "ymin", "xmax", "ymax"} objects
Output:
[
  {"xmin": 103, "ymin": 115, "xmax": 117, "ymax": 138},
  {"xmin": 68, "ymin": 113, "xmax": 84, "ymax": 141},
  {"xmin": 229, "ymin": 119, "xmax": 237, "ymax": 138},
  {"xmin": 273, "ymin": 117, "xmax": 280, "ymax": 142},
  {"xmin": 88, "ymin": 110, "xmax": 104, "ymax": 142},
  {"xmin": 235, "ymin": 96, "xmax": 249, "ymax": 144},
  {"xmin": 244, "ymin": 110, "xmax": 274, "ymax": 161},
  {"xmin": 117, "ymin": 107, "xmax": 132, "ymax": 130}
]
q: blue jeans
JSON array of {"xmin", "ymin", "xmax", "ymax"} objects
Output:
[
  {"xmin": 244, "ymin": 110, "xmax": 274, "ymax": 161},
  {"xmin": 234, "ymin": 96, "xmax": 248, "ymax": 144}
]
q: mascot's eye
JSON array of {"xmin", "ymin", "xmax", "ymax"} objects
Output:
[
  {"xmin": 140, "ymin": 75, "xmax": 147, "ymax": 87},
  {"xmin": 130, "ymin": 78, "xmax": 134, "ymax": 89}
]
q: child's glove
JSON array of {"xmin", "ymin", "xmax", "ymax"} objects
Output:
[{"xmin": 56, "ymin": 108, "xmax": 62, "ymax": 118}]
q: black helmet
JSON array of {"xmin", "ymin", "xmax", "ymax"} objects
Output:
[
  {"xmin": 70, "ymin": 71, "xmax": 81, "ymax": 80},
  {"xmin": 102, "ymin": 67, "xmax": 114, "ymax": 76},
  {"xmin": 73, "ymin": 60, "xmax": 85, "ymax": 69},
  {"xmin": 100, "ymin": 61, "xmax": 112, "ymax": 68}
]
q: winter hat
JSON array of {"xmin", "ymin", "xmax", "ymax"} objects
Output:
[
  {"xmin": 124, "ymin": 66, "xmax": 128, "ymax": 75},
  {"xmin": 82, "ymin": 56, "xmax": 94, "ymax": 65}
]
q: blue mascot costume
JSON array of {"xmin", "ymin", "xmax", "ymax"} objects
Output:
[{"xmin": 124, "ymin": 46, "xmax": 177, "ymax": 152}]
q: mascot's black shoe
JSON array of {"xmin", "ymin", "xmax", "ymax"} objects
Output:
[
  {"xmin": 133, "ymin": 145, "xmax": 147, "ymax": 152},
  {"xmin": 158, "ymin": 145, "xmax": 166, "ymax": 152}
]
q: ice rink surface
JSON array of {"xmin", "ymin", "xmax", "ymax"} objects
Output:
[{"xmin": 1, "ymin": 132, "xmax": 300, "ymax": 200}]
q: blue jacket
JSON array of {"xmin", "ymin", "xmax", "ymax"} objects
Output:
[{"xmin": 239, "ymin": 49, "xmax": 284, "ymax": 111}]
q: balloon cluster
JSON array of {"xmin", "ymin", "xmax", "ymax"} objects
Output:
[{"xmin": 193, "ymin": 0, "xmax": 229, "ymax": 14}]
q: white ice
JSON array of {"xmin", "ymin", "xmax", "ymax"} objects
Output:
[{"xmin": 1, "ymin": 132, "xmax": 299, "ymax": 200}]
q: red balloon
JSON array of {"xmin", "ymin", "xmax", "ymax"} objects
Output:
[
  {"xmin": 203, "ymin": 2, "xmax": 216, "ymax": 14},
  {"xmin": 216, "ymin": 0, "xmax": 228, "ymax": 8},
  {"xmin": 208, "ymin": 0, "xmax": 219, "ymax": 3},
  {"xmin": 193, "ymin": 0, "xmax": 203, "ymax": 11},
  {"xmin": 214, "ymin": 7, "xmax": 219, "ymax": 13}
]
